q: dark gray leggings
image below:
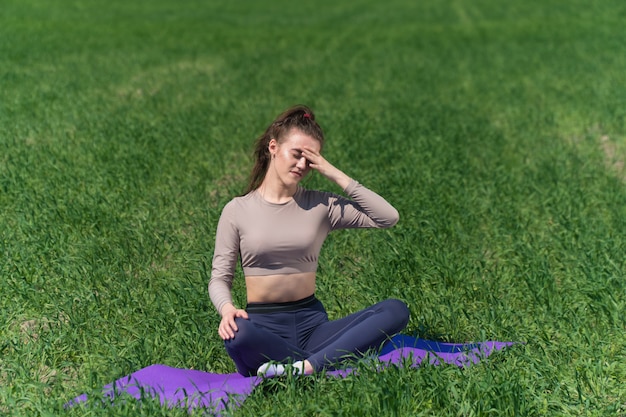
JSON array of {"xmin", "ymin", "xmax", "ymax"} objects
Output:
[{"xmin": 224, "ymin": 296, "xmax": 410, "ymax": 376}]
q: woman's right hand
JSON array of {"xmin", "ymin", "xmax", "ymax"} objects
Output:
[{"xmin": 218, "ymin": 303, "xmax": 249, "ymax": 340}]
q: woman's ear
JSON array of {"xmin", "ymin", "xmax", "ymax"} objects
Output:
[{"xmin": 268, "ymin": 138, "xmax": 278, "ymax": 157}]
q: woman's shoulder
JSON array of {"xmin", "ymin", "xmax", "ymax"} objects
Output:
[{"xmin": 221, "ymin": 191, "xmax": 258, "ymax": 212}]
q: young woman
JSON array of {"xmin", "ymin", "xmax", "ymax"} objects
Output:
[{"xmin": 209, "ymin": 105, "xmax": 409, "ymax": 377}]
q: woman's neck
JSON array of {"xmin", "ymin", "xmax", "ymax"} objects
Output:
[{"xmin": 257, "ymin": 179, "xmax": 297, "ymax": 204}]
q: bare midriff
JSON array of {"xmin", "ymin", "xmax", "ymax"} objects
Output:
[{"xmin": 245, "ymin": 272, "xmax": 316, "ymax": 303}]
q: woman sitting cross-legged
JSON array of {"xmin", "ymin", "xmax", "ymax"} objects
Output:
[{"xmin": 208, "ymin": 105, "xmax": 410, "ymax": 376}]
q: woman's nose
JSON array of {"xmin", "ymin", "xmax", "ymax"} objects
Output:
[{"xmin": 296, "ymin": 156, "xmax": 308, "ymax": 169}]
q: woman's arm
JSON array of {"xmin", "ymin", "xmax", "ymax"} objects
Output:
[
  {"xmin": 339, "ymin": 180, "xmax": 399, "ymax": 228},
  {"xmin": 302, "ymin": 146, "xmax": 399, "ymax": 228},
  {"xmin": 209, "ymin": 202, "xmax": 248, "ymax": 339}
]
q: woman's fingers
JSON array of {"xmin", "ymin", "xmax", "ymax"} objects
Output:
[
  {"xmin": 235, "ymin": 309, "xmax": 249, "ymax": 320},
  {"xmin": 302, "ymin": 147, "xmax": 330, "ymax": 172},
  {"xmin": 302, "ymin": 147, "xmax": 352, "ymax": 189},
  {"xmin": 301, "ymin": 147, "xmax": 321, "ymax": 162},
  {"xmin": 218, "ymin": 320, "xmax": 232, "ymax": 340},
  {"xmin": 218, "ymin": 309, "xmax": 248, "ymax": 340}
]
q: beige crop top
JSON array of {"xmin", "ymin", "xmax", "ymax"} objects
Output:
[{"xmin": 208, "ymin": 180, "xmax": 399, "ymax": 313}]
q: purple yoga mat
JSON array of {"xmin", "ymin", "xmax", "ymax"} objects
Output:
[{"xmin": 68, "ymin": 335, "xmax": 515, "ymax": 414}]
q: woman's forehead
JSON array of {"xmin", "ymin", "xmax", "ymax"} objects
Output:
[{"xmin": 281, "ymin": 130, "xmax": 321, "ymax": 151}]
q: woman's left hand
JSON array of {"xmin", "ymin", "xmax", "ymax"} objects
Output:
[{"xmin": 302, "ymin": 147, "xmax": 351, "ymax": 189}]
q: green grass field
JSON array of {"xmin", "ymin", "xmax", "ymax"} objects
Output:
[{"xmin": 1, "ymin": 0, "xmax": 625, "ymax": 415}]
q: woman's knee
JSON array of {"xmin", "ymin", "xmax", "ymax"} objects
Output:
[
  {"xmin": 380, "ymin": 298, "xmax": 410, "ymax": 330},
  {"xmin": 224, "ymin": 317, "xmax": 256, "ymax": 350}
]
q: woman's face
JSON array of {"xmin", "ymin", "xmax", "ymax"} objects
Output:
[{"xmin": 268, "ymin": 129, "xmax": 321, "ymax": 187}]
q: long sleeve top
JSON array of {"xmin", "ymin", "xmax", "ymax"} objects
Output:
[{"xmin": 208, "ymin": 180, "xmax": 399, "ymax": 314}]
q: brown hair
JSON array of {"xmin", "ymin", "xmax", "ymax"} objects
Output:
[{"xmin": 245, "ymin": 105, "xmax": 325, "ymax": 193}]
